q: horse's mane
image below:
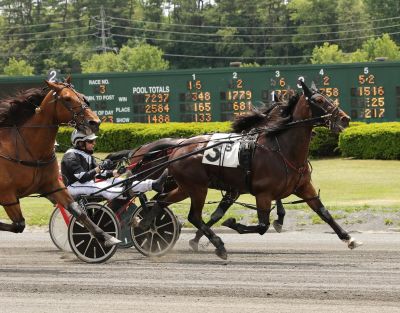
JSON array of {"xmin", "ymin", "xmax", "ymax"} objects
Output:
[
  {"xmin": 0, "ymin": 88, "xmax": 48, "ymax": 127},
  {"xmin": 231, "ymin": 92, "xmax": 300, "ymax": 133}
]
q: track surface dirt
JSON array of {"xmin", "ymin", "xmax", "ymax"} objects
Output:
[{"xmin": 0, "ymin": 229, "xmax": 399, "ymax": 313}]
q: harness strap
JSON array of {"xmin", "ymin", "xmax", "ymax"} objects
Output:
[
  {"xmin": 0, "ymin": 153, "xmax": 57, "ymax": 167},
  {"xmin": 238, "ymin": 133, "xmax": 259, "ymax": 194},
  {"xmin": 40, "ymin": 187, "xmax": 67, "ymax": 197},
  {"xmin": 277, "ymin": 150, "xmax": 307, "ymax": 175},
  {"xmin": 0, "ymin": 199, "xmax": 20, "ymax": 207}
]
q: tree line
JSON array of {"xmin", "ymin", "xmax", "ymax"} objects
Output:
[{"xmin": 0, "ymin": 0, "xmax": 399, "ymax": 76}]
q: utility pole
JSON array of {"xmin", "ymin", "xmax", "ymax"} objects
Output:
[
  {"xmin": 94, "ymin": 6, "xmax": 114, "ymax": 53},
  {"xmin": 100, "ymin": 6, "xmax": 107, "ymax": 53}
]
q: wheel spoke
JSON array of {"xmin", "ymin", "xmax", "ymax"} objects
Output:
[
  {"xmin": 134, "ymin": 229, "xmax": 151, "ymax": 237},
  {"xmin": 96, "ymin": 211, "xmax": 105, "ymax": 226},
  {"xmin": 140, "ymin": 237, "xmax": 148, "ymax": 248},
  {"xmin": 72, "ymin": 232, "xmax": 91, "ymax": 236},
  {"xmin": 148, "ymin": 233, "xmax": 155, "ymax": 252},
  {"xmin": 155, "ymin": 232, "xmax": 170, "ymax": 245},
  {"xmin": 83, "ymin": 238, "xmax": 94, "ymax": 256},
  {"xmin": 98, "ymin": 241, "xmax": 106, "ymax": 255},
  {"xmin": 156, "ymin": 221, "xmax": 173, "ymax": 230}
]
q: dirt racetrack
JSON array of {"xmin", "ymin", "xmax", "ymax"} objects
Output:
[{"xmin": 0, "ymin": 229, "xmax": 399, "ymax": 313}]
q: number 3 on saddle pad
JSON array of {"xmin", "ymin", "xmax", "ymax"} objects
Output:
[{"xmin": 202, "ymin": 133, "xmax": 240, "ymax": 168}]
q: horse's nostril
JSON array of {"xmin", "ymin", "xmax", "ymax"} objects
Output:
[
  {"xmin": 89, "ymin": 120, "xmax": 100, "ymax": 132},
  {"xmin": 340, "ymin": 116, "xmax": 350, "ymax": 127}
]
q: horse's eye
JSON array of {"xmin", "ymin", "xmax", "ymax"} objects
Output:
[{"xmin": 63, "ymin": 96, "xmax": 72, "ymax": 103}]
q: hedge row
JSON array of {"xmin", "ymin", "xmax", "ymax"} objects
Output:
[
  {"xmin": 58, "ymin": 121, "xmax": 400, "ymax": 159},
  {"xmin": 57, "ymin": 122, "xmax": 349, "ymax": 158},
  {"xmin": 56, "ymin": 122, "xmax": 231, "ymax": 152},
  {"xmin": 339, "ymin": 122, "xmax": 400, "ymax": 160}
]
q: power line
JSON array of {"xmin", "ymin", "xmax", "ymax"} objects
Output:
[
  {"xmin": 0, "ymin": 33, "xmax": 96, "ymax": 43},
  {"xmin": 0, "ymin": 18, "xmax": 90, "ymax": 31},
  {"xmin": 111, "ymin": 31, "xmax": 400, "ymax": 46},
  {"xmin": 0, "ymin": 48, "xmax": 97, "ymax": 59},
  {"xmin": 1, "ymin": 26, "xmax": 94, "ymax": 38},
  {"xmin": 110, "ymin": 23, "xmax": 400, "ymax": 39},
  {"xmin": 110, "ymin": 15, "xmax": 400, "ymax": 30},
  {"xmin": 163, "ymin": 53, "xmax": 311, "ymax": 60}
]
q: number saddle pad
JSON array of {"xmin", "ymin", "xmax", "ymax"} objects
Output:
[{"xmin": 202, "ymin": 133, "xmax": 241, "ymax": 168}]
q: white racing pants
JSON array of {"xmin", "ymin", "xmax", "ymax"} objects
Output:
[{"xmin": 67, "ymin": 178, "xmax": 153, "ymax": 200}]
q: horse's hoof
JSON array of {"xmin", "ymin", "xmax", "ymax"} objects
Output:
[
  {"xmin": 129, "ymin": 216, "xmax": 141, "ymax": 228},
  {"xmin": 189, "ymin": 239, "xmax": 199, "ymax": 252},
  {"xmin": 344, "ymin": 237, "xmax": 363, "ymax": 249},
  {"xmin": 221, "ymin": 218, "xmax": 236, "ymax": 228},
  {"xmin": 138, "ymin": 220, "xmax": 151, "ymax": 231},
  {"xmin": 104, "ymin": 236, "xmax": 122, "ymax": 247},
  {"xmin": 215, "ymin": 247, "xmax": 228, "ymax": 260},
  {"xmin": 272, "ymin": 220, "xmax": 283, "ymax": 233}
]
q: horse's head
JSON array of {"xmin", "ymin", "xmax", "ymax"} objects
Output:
[
  {"xmin": 44, "ymin": 76, "xmax": 100, "ymax": 135},
  {"xmin": 299, "ymin": 80, "xmax": 350, "ymax": 133}
]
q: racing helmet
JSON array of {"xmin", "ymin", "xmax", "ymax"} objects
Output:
[{"xmin": 71, "ymin": 129, "xmax": 98, "ymax": 147}]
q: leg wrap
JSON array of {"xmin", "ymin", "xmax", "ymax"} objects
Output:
[
  {"xmin": 67, "ymin": 202, "xmax": 83, "ymax": 218},
  {"xmin": 209, "ymin": 206, "xmax": 227, "ymax": 224},
  {"xmin": 257, "ymin": 223, "xmax": 268, "ymax": 235},
  {"xmin": 13, "ymin": 219, "xmax": 26, "ymax": 233},
  {"xmin": 319, "ymin": 206, "xmax": 332, "ymax": 221},
  {"xmin": 209, "ymin": 235, "xmax": 224, "ymax": 248},
  {"xmin": 67, "ymin": 202, "xmax": 111, "ymax": 243}
]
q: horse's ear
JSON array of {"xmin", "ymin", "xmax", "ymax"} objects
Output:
[
  {"xmin": 311, "ymin": 81, "xmax": 318, "ymax": 92},
  {"xmin": 299, "ymin": 80, "xmax": 312, "ymax": 99},
  {"xmin": 45, "ymin": 80, "xmax": 63, "ymax": 93},
  {"xmin": 64, "ymin": 75, "xmax": 72, "ymax": 84}
]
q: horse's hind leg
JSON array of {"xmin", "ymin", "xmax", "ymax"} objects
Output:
[
  {"xmin": 186, "ymin": 186, "xmax": 227, "ymax": 260},
  {"xmin": 222, "ymin": 194, "xmax": 271, "ymax": 235},
  {"xmin": 296, "ymin": 183, "xmax": 362, "ymax": 249},
  {"xmin": 0, "ymin": 201, "xmax": 25, "ymax": 233},
  {"xmin": 189, "ymin": 190, "xmax": 239, "ymax": 252},
  {"xmin": 272, "ymin": 199, "xmax": 285, "ymax": 233}
]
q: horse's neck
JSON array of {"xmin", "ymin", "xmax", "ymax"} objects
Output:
[{"xmin": 275, "ymin": 125, "xmax": 313, "ymax": 168}]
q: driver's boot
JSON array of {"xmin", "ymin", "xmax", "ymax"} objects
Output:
[{"xmin": 151, "ymin": 169, "xmax": 169, "ymax": 193}]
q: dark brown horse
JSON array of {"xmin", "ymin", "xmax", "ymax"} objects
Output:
[
  {"xmin": 125, "ymin": 113, "xmax": 288, "ymax": 252},
  {"xmin": 145, "ymin": 81, "xmax": 361, "ymax": 259},
  {"xmin": 0, "ymin": 77, "xmax": 120, "ymax": 247}
]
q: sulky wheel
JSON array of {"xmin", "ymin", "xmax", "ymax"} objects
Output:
[
  {"xmin": 68, "ymin": 203, "xmax": 120, "ymax": 263},
  {"xmin": 130, "ymin": 201, "xmax": 179, "ymax": 257},
  {"xmin": 49, "ymin": 206, "xmax": 71, "ymax": 252}
]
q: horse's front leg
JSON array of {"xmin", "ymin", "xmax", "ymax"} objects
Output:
[
  {"xmin": 296, "ymin": 183, "xmax": 363, "ymax": 249},
  {"xmin": 0, "ymin": 197, "xmax": 25, "ymax": 233},
  {"xmin": 50, "ymin": 188, "xmax": 121, "ymax": 247},
  {"xmin": 189, "ymin": 190, "xmax": 240, "ymax": 252}
]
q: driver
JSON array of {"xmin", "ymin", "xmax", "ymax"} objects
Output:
[{"xmin": 61, "ymin": 130, "xmax": 168, "ymax": 201}]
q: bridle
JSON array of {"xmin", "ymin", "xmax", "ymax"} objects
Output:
[
  {"xmin": 307, "ymin": 91, "xmax": 342, "ymax": 131},
  {"xmin": 0, "ymin": 83, "xmax": 93, "ymax": 168},
  {"xmin": 50, "ymin": 82, "xmax": 91, "ymax": 131}
]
